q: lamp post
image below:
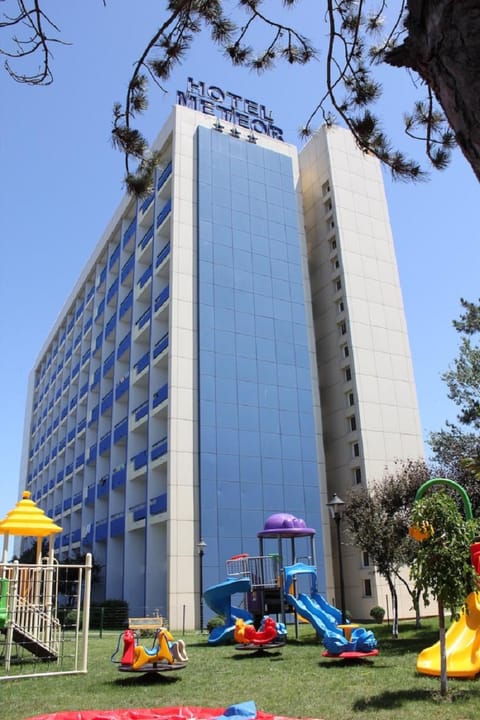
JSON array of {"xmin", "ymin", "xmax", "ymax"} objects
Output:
[
  {"xmin": 327, "ymin": 493, "xmax": 346, "ymax": 624},
  {"xmin": 197, "ymin": 538, "xmax": 207, "ymax": 633}
]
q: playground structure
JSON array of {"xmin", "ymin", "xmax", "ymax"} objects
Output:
[
  {"xmin": 204, "ymin": 513, "xmax": 378, "ymax": 657},
  {"xmin": 111, "ymin": 626, "xmax": 188, "ymax": 672},
  {"xmin": 0, "ymin": 491, "xmax": 92, "ymax": 680},
  {"xmin": 412, "ymin": 478, "xmax": 480, "ymax": 679}
]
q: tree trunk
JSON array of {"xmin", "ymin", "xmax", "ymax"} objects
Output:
[
  {"xmin": 386, "ymin": 574, "xmax": 399, "ymax": 639},
  {"xmin": 438, "ymin": 600, "xmax": 448, "ymax": 697},
  {"xmin": 386, "ymin": 0, "xmax": 480, "ymax": 180}
]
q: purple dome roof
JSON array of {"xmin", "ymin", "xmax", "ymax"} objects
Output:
[{"xmin": 258, "ymin": 513, "xmax": 316, "ymax": 537}]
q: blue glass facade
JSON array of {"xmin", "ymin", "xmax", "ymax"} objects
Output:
[{"xmin": 196, "ymin": 126, "xmax": 326, "ymax": 589}]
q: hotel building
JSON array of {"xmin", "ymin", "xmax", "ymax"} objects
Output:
[{"xmin": 19, "ymin": 97, "xmax": 423, "ymax": 628}]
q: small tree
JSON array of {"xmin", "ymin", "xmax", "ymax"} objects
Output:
[
  {"xmin": 410, "ymin": 485, "xmax": 479, "ymax": 696},
  {"xmin": 345, "ymin": 459, "xmax": 429, "ymax": 636}
]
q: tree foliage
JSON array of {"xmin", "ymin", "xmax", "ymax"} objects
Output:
[
  {"xmin": 345, "ymin": 459, "xmax": 430, "ymax": 634},
  {"xmin": 429, "ymin": 298, "xmax": 480, "ymax": 508},
  {"xmin": 3, "ymin": 1, "xmax": 480, "ymax": 195},
  {"xmin": 410, "ymin": 489, "xmax": 479, "ymax": 695},
  {"xmin": 410, "ymin": 491, "xmax": 478, "ymax": 616}
]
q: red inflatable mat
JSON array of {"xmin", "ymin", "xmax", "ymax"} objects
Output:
[{"xmin": 23, "ymin": 706, "xmax": 320, "ymax": 720}]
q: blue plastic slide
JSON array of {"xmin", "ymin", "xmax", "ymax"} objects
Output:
[
  {"xmin": 204, "ymin": 577, "xmax": 253, "ymax": 645},
  {"xmin": 283, "ymin": 562, "xmax": 377, "ymax": 655}
]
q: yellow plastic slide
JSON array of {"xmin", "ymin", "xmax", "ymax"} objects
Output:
[{"xmin": 417, "ymin": 592, "xmax": 480, "ymax": 678}]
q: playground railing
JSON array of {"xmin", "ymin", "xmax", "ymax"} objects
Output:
[
  {"xmin": 0, "ymin": 554, "xmax": 92, "ymax": 680},
  {"xmin": 226, "ymin": 555, "xmax": 279, "ymax": 589}
]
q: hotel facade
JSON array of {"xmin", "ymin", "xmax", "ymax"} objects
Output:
[{"xmin": 19, "ymin": 95, "xmax": 424, "ymax": 629}]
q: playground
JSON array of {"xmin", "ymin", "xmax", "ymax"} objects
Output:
[
  {"xmin": 2, "ymin": 486, "xmax": 480, "ymax": 720},
  {"xmin": 0, "ymin": 492, "xmax": 91, "ymax": 680},
  {"xmin": 4, "ymin": 620, "xmax": 480, "ymax": 720},
  {"xmin": 203, "ymin": 513, "xmax": 378, "ymax": 658}
]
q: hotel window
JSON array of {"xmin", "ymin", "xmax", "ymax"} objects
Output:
[
  {"xmin": 348, "ymin": 392, "xmax": 355, "ymax": 407},
  {"xmin": 344, "ymin": 366, "xmax": 351, "ymax": 382},
  {"xmin": 339, "ymin": 321, "xmax": 347, "ymax": 336},
  {"xmin": 337, "ymin": 300, "xmax": 345, "ymax": 314},
  {"xmin": 335, "ymin": 278, "xmax": 342, "ymax": 292},
  {"xmin": 363, "ymin": 579, "xmax": 372, "ymax": 597},
  {"xmin": 362, "ymin": 551, "xmax": 370, "ymax": 567},
  {"xmin": 352, "ymin": 442, "xmax": 360, "ymax": 457},
  {"xmin": 331, "ymin": 256, "xmax": 340, "ymax": 271},
  {"xmin": 330, "ymin": 237, "xmax": 337, "ymax": 251},
  {"xmin": 349, "ymin": 414, "xmax": 356, "ymax": 432},
  {"xmin": 342, "ymin": 344, "xmax": 350, "ymax": 359},
  {"xmin": 324, "ymin": 199, "xmax": 333, "ymax": 213},
  {"xmin": 322, "ymin": 180, "xmax": 331, "ymax": 196},
  {"xmin": 354, "ymin": 467, "xmax": 362, "ymax": 484}
]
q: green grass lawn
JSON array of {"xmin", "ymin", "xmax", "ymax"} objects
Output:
[{"xmin": 2, "ymin": 620, "xmax": 480, "ymax": 720}]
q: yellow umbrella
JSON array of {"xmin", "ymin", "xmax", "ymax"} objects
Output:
[{"xmin": 0, "ymin": 491, "xmax": 62, "ymax": 563}]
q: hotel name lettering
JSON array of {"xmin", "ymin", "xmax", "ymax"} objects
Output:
[{"xmin": 177, "ymin": 78, "xmax": 284, "ymax": 141}]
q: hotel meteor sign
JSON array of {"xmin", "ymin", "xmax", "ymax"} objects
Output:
[{"xmin": 177, "ymin": 77, "xmax": 284, "ymax": 141}]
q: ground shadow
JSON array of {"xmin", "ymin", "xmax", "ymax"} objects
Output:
[
  {"xmin": 318, "ymin": 657, "xmax": 378, "ymax": 669},
  {"xmin": 232, "ymin": 649, "xmax": 284, "ymax": 661},
  {"xmin": 352, "ymin": 686, "xmax": 480, "ymax": 712},
  {"xmin": 113, "ymin": 670, "xmax": 184, "ymax": 686}
]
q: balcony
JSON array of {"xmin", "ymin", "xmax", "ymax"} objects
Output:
[
  {"xmin": 88, "ymin": 404, "xmax": 99, "ymax": 428},
  {"xmin": 156, "ymin": 198, "xmax": 172, "ymax": 229},
  {"xmin": 150, "ymin": 493, "xmax": 167, "ymax": 516},
  {"xmin": 155, "ymin": 242, "xmax": 170, "ymax": 271},
  {"xmin": 109, "ymin": 242, "xmax": 120, "ymax": 270},
  {"xmin": 110, "ymin": 513, "xmax": 125, "ymax": 538},
  {"xmin": 115, "ymin": 374, "xmax": 130, "ymax": 401},
  {"xmin": 97, "ymin": 474, "xmax": 109, "ymax": 498},
  {"xmin": 107, "ymin": 278, "xmax": 119, "ymax": 306},
  {"xmin": 134, "ymin": 351, "xmax": 150, "ymax": 381},
  {"xmin": 151, "ymin": 436, "xmax": 168, "ymax": 463},
  {"xmin": 105, "ymin": 314, "xmax": 116, "ymax": 340},
  {"xmin": 153, "ymin": 333, "xmax": 169, "ymax": 361},
  {"xmin": 130, "ymin": 502, "xmax": 147, "ymax": 522},
  {"xmin": 122, "ymin": 217, "xmax": 137, "ymax": 249},
  {"xmin": 95, "ymin": 520, "xmax": 108, "ymax": 542},
  {"xmin": 97, "ymin": 265, "xmax": 107, "ymax": 289},
  {"xmin": 117, "ymin": 332, "xmax": 131, "ymax": 361},
  {"xmin": 139, "ymin": 224, "xmax": 154, "ymax": 253},
  {"xmin": 103, "ymin": 351, "xmax": 115, "ymax": 378},
  {"xmin": 99, "ymin": 431, "xmax": 111, "ymax": 455},
  {"xmin": 71, "ymin": 528, "xmax": 82, "ymax": 543},
  {"xmin": 131, "ymin": 449, "xmax": 148, "ymax": 473},
  {"xmin": 136, "ymin": 264, "xmax": 153, "ymax": 302},
  {"xmin": 114, "ymin": 416, "xmax": 128, "ymax": 444},
  {"xmin": 86, "ymin": 442, "xmax": 97, "ymax": 465},
  {"xmin": 154, "ymin": 285, "xmax": 170, "ymax": 314},
  {"xmin": 85, "ymin": 484, "xmax": 95, "ymax": 505},
  {"xmin": 91, "ymin": 367, "xmax": 101, "ymax": 390},
  {"xmin": 152, "ymin": 383, "xmax": 168, "ymax": 408},
  {"xmin": 132, "ymin": 399, "xmax": 149, "ymax": 425},
  {"xmin": 119, "ymin": 289, "xmax": 133, "ymax": 320},
  {"xmin": 140, "ymin": 191, "xmax": 154, "ymax": 214},
  {"xmin": 101, "ymin": 389, "xmax": 114, "ymax": 415},
  {"xmin": 157, "ymin": 161, "xmax": 172, "ymax": 191},
  {"xmin": 112, "ymin": 463, "xmax": 126, "ymax": 489},
  {"xmin": 121, "ymin": 252, "xmax": 135, "ymax": 285},
  {"xmin": 134, "ymin": 307, "xmax": 151, "ymax": 341}
]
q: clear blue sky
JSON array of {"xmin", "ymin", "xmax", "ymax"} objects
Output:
[{"xmin": 1, "ymin": 1, "xmax": 478, "ymax": 521}]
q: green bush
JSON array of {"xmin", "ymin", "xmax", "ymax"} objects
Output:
[
  {"xmin": 369, "ymin": 605, "xmax": 385, "ymax": 623},
  {"xmin": 206, "ymin": 615, "xmax": 225, "ymax": 633}
]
